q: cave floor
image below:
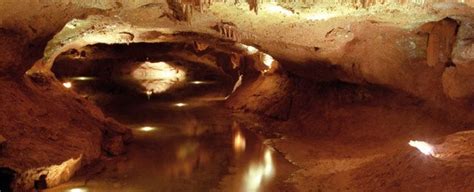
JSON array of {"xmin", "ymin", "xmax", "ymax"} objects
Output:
[{"xmin": 259, "ymin": 92, "xmax": 472, "ymax": 191}]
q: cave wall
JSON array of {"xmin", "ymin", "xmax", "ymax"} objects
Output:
[
  {"xmin": 0, "ymin": 29, "xmax": 131, "ymax": 191},
  {"xmin": 20, "ymin": 0, "xmax": 472, "ymax": 104},
  {"xmin": 0, "ymin": 0, "xmax": 473, "ymax": 190},
  {"xmin": 1, "ymin": 0, "xmax": 471, "ymax": 128}
]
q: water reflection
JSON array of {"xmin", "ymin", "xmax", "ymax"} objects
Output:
[
  {"xmin": 169, "ymin": 141, "xmax": 211, "ymax": 178},
  {"xmin": 48, "ymin": 78, "xmax": 293, "ymax": 192},
  {"xmin": 233, "ymin": 122, "xmax": 246, "ymax": 153},
  {"xmin": 130, "ymin": 61, "xmax": 186, "ymax": 94},
  {"xmin": 67, "ymin": 187, "xmax": 88, "ymax": 192},
  {"xmin": 173, "ymin": 102, "xmax": 188, "ymax": 107},
  {"xmin": 69, "ymin": 76, "xmax": 96, "ymax": 81},
  {"xmin": 138, "ymin": 126, "xmax": 156, "ymax": 132},
  {"xmin": 244, "ymin": 149, "xmax": 275, "ymax": 192}
]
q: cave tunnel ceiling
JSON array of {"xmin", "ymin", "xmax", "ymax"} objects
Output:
[
  {"xmin": 26, "ymin": 0, "xmax": 474, "ymax": 102},
  {"xmin": 1, "ymin": 0, "xmax": 474, "ymax": 191}
]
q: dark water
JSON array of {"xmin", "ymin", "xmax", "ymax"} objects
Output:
[{"xmin": 47, "ymin": 77, "xmax": 295, "ymax": 192}]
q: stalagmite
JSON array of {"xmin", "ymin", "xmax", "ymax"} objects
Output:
[{"xmin": 226, "ymin": 74, "xmax": 243, "ymax": 99}]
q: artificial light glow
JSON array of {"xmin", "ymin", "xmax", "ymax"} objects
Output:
[
  {"xmin": 190, "ymin": 81, "xmax": 213, "ymax": 85},
  {"xmin": 174, "ymin": 103, "xmax": 187, "ymax": 107},
  {"xmin": 139, "ymin": 126, "xmax": 156, "ymax": 132},
  {"xmin": 306, "ymin": 12, "xmax": 336, "ymax": 21},
  {"xmin": 68, "ymin": 187, "xmax": 88, "ymax": 192},
  {"xmin": 146, "ymin": 90, "xmax": 153, "ymax": 100},
  {"xmin": 264, "ymin": 4, "xmax": 293, "ymax": 16},
  {"xmin": 131, "ymin": 61, "xmax": 186, "ymax": 94},
  {"xmin": 233, "ymin": 130, "xmax": 246, "ymax": 153},
  {"xmin": 262, "ymin": 53, "xmax": 275, "ymax": 73},
  {"xmin": 263, "ymin": 149, "xmax": 273, "ymax": 176},
  {"xmin": 190, "ymin": 81, "xmax": 204, "ymax": 84},
  {"xmin": 409, "ymin": 140, "xmax": 435, "ymax": 156},
  {"xmin": 63, "ymin": 82, "xmax": 72, "ymax": 88},
  {"xmin": 70, "ymin": 76, "xmax": 95, "ymax": 81},
  {"xmin": 262, "ymin": 54, "xmax": 274, "ymax": 68},
  {"xmin": 239, "ymin": 44, "xmax": 259, "ymax": 55},
  {"xmin": 245, "ymin": 164, "xmax": 264, "ymax": 192}
]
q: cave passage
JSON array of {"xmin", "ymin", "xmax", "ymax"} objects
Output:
[
  {"xmin": 47, "ymin": 42, "xmax": 295, "ymax": 192},
  {"xmin": 3, "ymin": 2, "xmax": 474, "ymax": 191}
]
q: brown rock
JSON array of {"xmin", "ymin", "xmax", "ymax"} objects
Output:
[
  {"xmin": 426, "ymin": 18, "xmax": 458, "ymax": 67},
  {"xmin": 103, "ymin": 136, "xmax": 126, "ymax": 156},
  {"xmin": 442, "ymin": 19, "xmax": 474, "ymax": 100},
  {"xmin": 0, "ymin": 134, "xmax": 6, "ymax": 147},
  {"xmin": 104, "ymin": 118, "xmax": 133, "ymax": 143}
]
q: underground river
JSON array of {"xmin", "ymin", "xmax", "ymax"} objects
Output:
[{"xmin": 46, "ymin": 76, "xmax": 296, "ymax": 192}]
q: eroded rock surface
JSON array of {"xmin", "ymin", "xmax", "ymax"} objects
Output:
[{"xmin": 0, "ymin": 0, "xmax": 473, "ymax": 191}]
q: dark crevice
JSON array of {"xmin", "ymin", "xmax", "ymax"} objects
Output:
[{"xmin": 0, "ymin": 167, "xmax": 16, "ymax": 192}]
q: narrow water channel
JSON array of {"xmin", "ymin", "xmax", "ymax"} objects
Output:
[{"xmin": 47, "ymin": 76, "xmax": 295, "ymax": 192}]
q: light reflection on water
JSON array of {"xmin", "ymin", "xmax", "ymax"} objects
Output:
[
  {"xmin": 233, "ymin": 122, "xmax": 246, "ymax": 153},
  {"xmin": 130, "ymin": 61, "xmax": 186, "ymax": 94},
  {"xmin": 244, "ymin": 149, "xmax": 275, "ymax": 192},
  {"xmin": 138, "ymin": 126, "xmax": 156, "ymax": 132},
  {"xmin": 232, "ymin": 122, "xmax": 275, "ymax": 192},
  {"xmin": 47, "ymin": 78, "xmax": 293, "ymax": 192}
]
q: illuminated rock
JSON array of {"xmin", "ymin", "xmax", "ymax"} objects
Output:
[
  {"xmin": 121, "ymin": 61, "xmax": 187, "ymax": 94},
  {"xmin": 13, "ymin": 156, "xmax": 82, "ymax": 191},
  {"xmin": 442, "ymin": 19, "xmax": 474, "ymax": 100},
  {"xmin": 0, "ymin": 0, "xmax": 473, "ymax": 191},
  {"xmin": 424, "ymin": 18, "xmax": 458, "ymax": 67}
]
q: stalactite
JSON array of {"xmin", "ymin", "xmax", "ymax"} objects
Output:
[
  {"xmin": 230, "ymin": 53, "xmax": 241, "ymax": 69},
  {"xmin": 278, "ymin": 0, "xmax": 469, "ymax": 8},
  {"xmin": 166, "ymin": 0, "xmax": 189, "ymax": 21},
  {"xmin": 223, "ymin": 25, "xmax": 229, "ymax": 38},
  {"xmin": 247, "ymin": 0, "xmax": 259, "ymax": 14},
  {"xmin": 193, "ymin": 41, "xmax": 209, "ymax": 52},
  {"xmin": 213, "ymin": 22, "xmax": 241, "ymax": 41},
  {"xmin": 184, "ymin": 4, "xmax": 193, "ymax": 20},
  {"xmin": 168, "ymin": 0, "xmax": 471, "ymax": 20}
]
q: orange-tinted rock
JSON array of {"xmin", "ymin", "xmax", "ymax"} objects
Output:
[
  {"xmin": 103, "ymin": 136, "xmax": 126, "ymax": 156},
  {"xmin": 442, "ymin": 19, "xmax": 474, "ymax": 100},
  {"xmin": 226, "ymin": 71, "xmax": 293, "ymax": 120},
  {"xmin": 426, "ymin": 18, "xmax": 458, "ymax": 67}
]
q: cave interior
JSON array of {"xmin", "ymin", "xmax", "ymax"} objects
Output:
[{"xmin": 0, "ymin": 0, "xmax": 474, "ymax": 191}]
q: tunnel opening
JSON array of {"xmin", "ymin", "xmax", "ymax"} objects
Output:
[
  {"xmin": 46, "ymin": 40, "xmax": 297, "ymax": 191},
  {"xmin": 51, "ymin": 42, "xmax": 245, "ymax": 126},
  {"xmin": 51, "ymin": 42, "xmax": 240, "ymax": 98},
  {"xmin": 0, "ymin": 167, "xmax": 16, "ymax": 192}
]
